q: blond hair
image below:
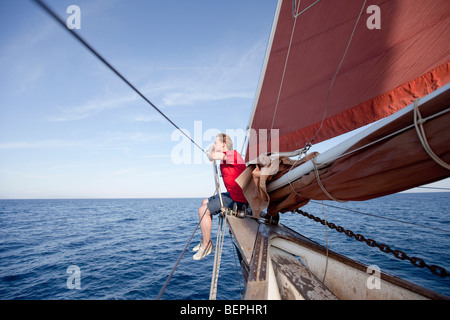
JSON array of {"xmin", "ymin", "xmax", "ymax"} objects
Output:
[{"xmin": 216, "ymin": 133, "xmax": 233, "ymax": 151}]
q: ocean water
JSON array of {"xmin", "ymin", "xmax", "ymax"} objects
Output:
[{"xmin": 0, "ymin": 193, "xmax": 448, "ymax": 300}]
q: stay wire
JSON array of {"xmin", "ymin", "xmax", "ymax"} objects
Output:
[
  {"xmin": 308, "ymin": 0, "xmax": 367, "ymax": 146},
  {"xmin": 32, "ymin": 0, "xmax": 208, "ymax": 156},
  {"xmin": 309, "ymin": 200, "xmax": 450, "ymax": 234},
  {"xmin": 209, "ymin": 214, "xmax": 227, "ymax": 300},
  {"xmin": 268, "ymin": 0, "xmax": 302, "ymax": 144},
  {"xmin": 156, "ymin": 187, "xmax": 219, "ymax": 300},
  {"xmin": 417, "ymin": 186, "xmax": 450, "ymax": 191},
  {"xmin": 321, "ymin": 200, "xmax": 329, "ymax": 283}
]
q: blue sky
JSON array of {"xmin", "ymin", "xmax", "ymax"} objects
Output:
[
  {"xmin": 0, "ymin": 0, "xmax": 448, "ymax": 199},
  {"xmin": 0, "ymin": 0, "xmax": 279, "ymax": 199}
]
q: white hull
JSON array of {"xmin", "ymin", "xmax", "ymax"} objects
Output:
[{"xmin": 226, "ymin": 215, "xmax": 447, "ymax": 300}]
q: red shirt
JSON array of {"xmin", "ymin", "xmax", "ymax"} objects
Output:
[{"xmin": 220, "ymin": 150, "xmax": 247, "ymax": 203}]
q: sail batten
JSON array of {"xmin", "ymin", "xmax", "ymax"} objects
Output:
[{"xmin": 245, "ymin": 0, "xmax": 450, "ymax": 162}]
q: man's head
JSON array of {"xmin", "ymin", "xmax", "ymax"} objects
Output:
[{"xmin": 214, "ymin": 133, "xmax": 233, "ymax": 152}]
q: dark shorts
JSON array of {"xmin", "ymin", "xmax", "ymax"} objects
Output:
[{"xmin": 207, "ymin": 192, "xmax": 246, "ymax": 215}]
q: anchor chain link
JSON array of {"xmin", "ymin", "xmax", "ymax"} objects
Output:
[{"xmin": 295, "ymin": 209, "xmax": 448, "ymax": 278}]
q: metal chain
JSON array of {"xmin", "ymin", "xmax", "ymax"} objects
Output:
[{"xmin": 295, "ymin": 209, "xmax": 449, "ymax": 278}]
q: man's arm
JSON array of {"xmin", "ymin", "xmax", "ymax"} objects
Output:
[{"xmin": 207, "ymin": 146, "xmax": 226, "ymax": 161}]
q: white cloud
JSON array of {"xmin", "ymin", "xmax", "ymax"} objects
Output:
[
  {"xmin": 0, "ymin": 130, "xmax": 159, "ymax": 151},
  {"xmin": 127, "ymin": 114, "xmax": 163, "ymax": 123},
  {"xmin": 47, "ymin": 92, "xmax": 139, "ymax": 122},
  {"xmin": 0, "ymin": 140, "xmax": 84, "ymax": 150},
  {"xmin": 100, "ymin": 131, "xmax": 160, "ymax": 144},
  {"xmin": 18, "ymin": 65, "xmax": 45, "ymax": 93},
  {"xmin": 139, "ymin": 40, "xmax": 267, "ymax": 108},
  {"xmin": 37, "ymin": 30, "xmax": 267, "ymax": 124},
  {"xmin": 141, "ymin": 154, "xmax": 170, "ymax": 159},
  {"xmin": 102, "ymin": 167, "xmax": 139, "ymax": 177}
]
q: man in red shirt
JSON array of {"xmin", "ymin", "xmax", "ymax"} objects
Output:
[{"xmin": 193, "ymin": 133, "xmax": 247, "ymax": 260}]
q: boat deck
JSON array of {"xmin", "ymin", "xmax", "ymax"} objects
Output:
[
  {"xmin": 227, "ymin": 215, "xmax": 259, "ymax": 266},
  {"xmin": 227, "ymin": 215, "xmax": 338, "ymax": 300},
  {"xmin": 225, "ymin": 214, "xmax": 447, "ymax": 300}
]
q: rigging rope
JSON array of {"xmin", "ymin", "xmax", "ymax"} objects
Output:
[
  {"xmin": 295, "ymin": 209, "xmax": 449, "ymax": 278},
  {"xmin": 312, "ymin": 156, "xmax": 348, "ymax": 203},
  {"xmin": 209, "ymin": 162, "xmax": 226, "ymax": 300},
  {"xmin": 321, "ymin": 200, "xmax": 329, "ymax": 283},
  {"xmin": 293, "ymin": 0, "xmax": 322, "ymax": 18},
  {"xmin": 268, "ymin": 0, "xmax": 302, "ymax": 142},
  {"xmin": 269, "ymin": 0, "xmax": 323, "ymax": 143},
  {"xmin": 308, "ymin": 0, "xmax": 367, "ymax": 147},
  {"xmin": 209, "ymin": 214, "xmax": 227, "ymax": 300},
  {"xmin": 417, "ymin": 186, "xmax": 450, "ymax": 191},
  {"xmin": 285, "ymin": 104, "xmax": 450, "ymax": 209},
  {"xmin": 34, "ymin": 0, "xmax": 226, "ymax": 299},
  {"xmin": 33, "ymin": 0, "xmax": 208, "ymax": 157},
  {"xmin": 309, "ymin": 200, "xmax": 450, "ymax": 234},
  {"xmin": 413, "ymin": 98, "xmax": 450, "ymax": 170},
  {"xmin": 281, "ymin": 0, "xmax": 369, "ymax": 195},
  {"xmin": 156, "ymin": 187, "xmax": 219, "ymax": 300}
]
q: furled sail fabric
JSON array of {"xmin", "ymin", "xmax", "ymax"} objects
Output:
[{"xmin": 240, "ymin": 0, "xmax": 450, "ymax": 216}]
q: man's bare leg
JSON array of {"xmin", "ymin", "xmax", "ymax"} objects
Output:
[{"xmin": 198, "ymin": 198, "xmax": 212, "ymax": 247}]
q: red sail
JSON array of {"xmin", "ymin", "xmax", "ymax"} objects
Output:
[
  {"xmin": 238, "ymin": 86, "xmax": 450, "ymax": 216},
  {"xmin": 246, "ymin": 0, "xmax": 450, "ymax": 162}
]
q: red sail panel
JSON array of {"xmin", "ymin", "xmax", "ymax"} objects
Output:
[
  {"xmin": 247, "ymin": 0, "xmax": 450, "ymax": 162},
  {"xmin": 267, "ymin": 88, "xmax": 450, "ymax": 214},
  {"xmin": 237, "ymin": 87, "xmax": 450, "ymax": 216}
]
